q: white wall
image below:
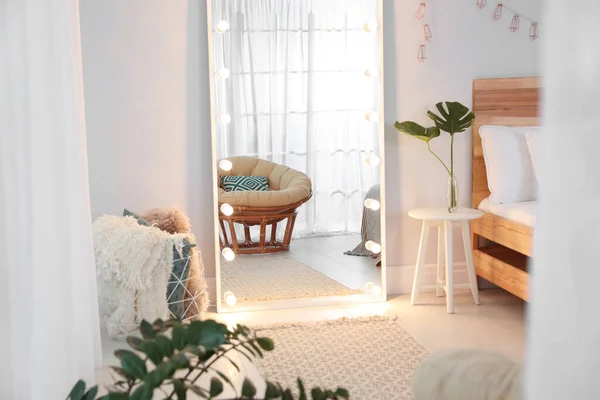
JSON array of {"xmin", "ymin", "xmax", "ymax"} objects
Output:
[
  {"xmin": 383, "ymin": 0, "xmax": 541, "ymax": 271},
  {"xmin": 80, "ymin": 0, "xmax": 216, "ymax": 277},
  {"xmin": 80, "ymin": 0, "xmax": 541, "ymax": 289}
]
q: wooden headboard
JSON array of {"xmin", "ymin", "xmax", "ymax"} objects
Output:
[{"xmin": 471, "ymin": 77, "xmax": 542, "ymax": 208}]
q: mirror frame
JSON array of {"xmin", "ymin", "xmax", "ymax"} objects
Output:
[{"xmin": 206, "ymin": 0, "xmax": 387, "ymax": 313}]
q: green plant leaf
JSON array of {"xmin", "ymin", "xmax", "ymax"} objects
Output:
[
  {"xmin": 155, "ymin": 335, "xmax": 174, "ymax": 358},
  {"xmin": 213, "ymin": 370, "xmax": 236, "ymax": 393},
  {"xmin": 151, "ymin": 319, "xmax": 166, "ymax": 332},
  {"xmin": 143, "ymin": 362, "xmax": 173, "ymax": 390},
  {"xmin": 185, "ymin": 384, "xmax": 210, "ymax": 398},
  {"xmin": 246, "ymin": 341, "xmax": 263, "ymax": 358},
  {"xmin": 394, "ymin": 121, "xmax": 440, "ymax": 143},
  {"xmin": 335, "ymin": 388, "xmax": 350, "ymax": 399},
  {"xmin": 256, "ymin": 337, "xmax": 275, "ymax": 352},
  {"xmin": 67, "ymin": 380, "xmax": 86, "ymax": 400},
  {"xmin": 241, "ymin": 378, "xmax": 257, "ymax": 398},
  {"xmin": 209, "ymin": 377, "xmax": 224, "ymax": 398},
  {"xmin": 311, "ymin": 387, "xmax": 326, "ymax": 400},
  {"xmin": 264, "ymin": 381, "xmax": 282, "ymax": 399},
  {"xmin": 172, "ymin": 379, "xmax": 187, "ymax": 400},
  {"xmin": 140, "ymin": 341, "xmax": 163, "ymax": 365},
  {"xmin": 298, "ymin": 379, "xmax": 307, "ymax": 400},
  {"xmin": 186, "ymin": 320, "xmax": 228, "ymax": 349},
  {"xmin": 282, "ymin": 388, "xmax": 294, "ymax": 400},
  {"xmin": 197, "ymin": 349, "xmax": 216, "ymax": 363},
  {"xmin": 426, "ymin": 101, "xmax": 475, "ymax": 135},
  {"xmin": 127, "ymin": 336, "xmax": 143, "ymax": 351},
  {"xmin": 130, "ymin": 385, "xmax": 152, "ymax": 400},
  {"xmin": 164, "ymin": 319, "xmax": 182, "ymax": 329},
  {"xmin": 169, "ymin": 353, "xmax": 190, "ymax": 369},
  {"xmin": 120, "ymin": 352, "xmax": 147, "ymax": 380},
  {"xmin": 114, "ymin": 350, "xmax": 138, "ymax": 361},
  {"xmin": 140, "ymin": 320, "xmax": 155, "ymax": 339},
  {"xmin": 82, "ymin": 386, "xmax": 99, "ymax": 400},
  {"xmin": 172, "ymin": 324, "xmax": 187, "ymax": 350},
  {"xmin": 109, "ymin": 366, "xmax": 130, "ymax": 379},
  {"xmin": 102, "ymin": 393, "xmax": 130, "ymax": 400}
]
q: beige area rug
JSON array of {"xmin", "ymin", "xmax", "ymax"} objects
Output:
[
  {"xmin": 252, "ymin": 316, "xmax": 428, "ymax": 400},
  {"xmin": 221, "ymin": 254, "xmax": 363, "ymax": 301}
]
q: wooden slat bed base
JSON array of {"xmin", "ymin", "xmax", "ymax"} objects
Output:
[
  {"xmin": 474, "ymin": 246, "xmax": 529, "ymax": 301},
  {"xmin": 473, "ymin": 212, "xmax": 533, "ymax": 257}
]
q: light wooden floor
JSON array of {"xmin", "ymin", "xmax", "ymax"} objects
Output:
[{"xmin": 96, "ymin": 289, "xmax": 526, "ymax": 398}]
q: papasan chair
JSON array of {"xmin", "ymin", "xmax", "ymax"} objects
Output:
[{"xmin": 217, "ymin": 156, "xmax": 312, "ymax": 255}]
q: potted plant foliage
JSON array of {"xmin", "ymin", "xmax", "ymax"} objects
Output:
[
  {"xmin": 394, "ymin": 101, "xmax": 475, "ymax": 212},
  {"xmin": 67, "ymin": 318, "xmax": 348, "ymax": 400}
]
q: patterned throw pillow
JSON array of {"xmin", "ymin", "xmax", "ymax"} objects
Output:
[
  {"xmin": 220, "ymin": 175, "xmax": 270, "ymax": 192},
  {"xmin": 123, "ymin": 208, "xmax": 151, "ymax": 226}
]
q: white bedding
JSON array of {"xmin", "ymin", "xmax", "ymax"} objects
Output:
[{"xmin": 478, "ymin": 197, "xmax": 537, "ymax": 228}]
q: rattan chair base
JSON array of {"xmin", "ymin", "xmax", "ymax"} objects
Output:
[{"xmin": 219, "ymin": 212, "xmax": 297, "ymax": 255}]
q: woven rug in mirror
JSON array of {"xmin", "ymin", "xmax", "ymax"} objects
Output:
[
  {"xmin": 252, "ymin": 316, "xmax": 427, "ymax": 400},
  {"xmin": 220, "ymin": 254, "xmax": 363, "ymax": 302}
]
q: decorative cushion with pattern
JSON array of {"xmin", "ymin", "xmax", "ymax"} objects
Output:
[
  {"xmin": 123, "ymin": 208, "xmax": 151, "ymax": 226},
  {"xmin": 220, "ymin": 175, "xmax": 270, "ymax": 192}
]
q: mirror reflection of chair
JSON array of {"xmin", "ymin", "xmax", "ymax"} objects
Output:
[{"xmin": 217, "ymin": 156, "xmax": 312, "ymax": 255}]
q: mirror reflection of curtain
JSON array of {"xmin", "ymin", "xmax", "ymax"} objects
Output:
[{"xmin": 212, "ymin": 0, "xmax": 380, "ymax": 237}]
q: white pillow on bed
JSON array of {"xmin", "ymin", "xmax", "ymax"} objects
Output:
[
  {"xmin": 479, "ymin": 125, "xmax": 539, "ymax": 204},
  {"xmin": 525, "ymin": 129, "xmax": 541, "ymax": 182}
]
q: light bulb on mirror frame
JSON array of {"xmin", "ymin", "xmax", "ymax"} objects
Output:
[
  {"xmin": 217, "ymin": 68, "xmax": 230, "ymax": 80},
  {"xmin": 216, "ymin": 20, "xmax": 230, "ymax": 33},
  {"xmin": 362, "ymin": 21, "xmax": 377, "ymax": 32},
  {"xmin": 220, "ymin": 203, "xmax": 234, "ymax": 216},
  {"xmin": 370, "ymin": 242, "xmax": 382, "ymax": 254},
  {"xmin": 365, "ymin": 240, "xmax": 381, "ymax": 254},
  {"xmin": 364, "ymin": 67, "xmax": 378, "ymax": 77},
  {"xmin": 364, "ymin": 198, "xmax": 381, "ymax": 211},
  {"xmin": 364, "ymin": 154, "xmax": 380, "ymax": 166},
  {"xmin": 365, "ymin": 111, "xmax": 379, "ymax": 122},
  {"xmin": 223, "ymin": 291, "xmax": 237, "ymax": 306},
  {"xmin": 218, "ymin": 114, "xmax": 231, "ymax": 125},
  {"xmin": 219, "ymin": 159, "xmax": 233, "ymax": 171},
  {"xmin": 221, "ymin": 247, "xmax": 235, "ymax": 261},
  {"xmin": 371, "ymin": 284, "xmax": 382, "ymax": 297},
  {"xmin": 364, "ymin": 282, "xmax": 382, "ymax": 297}
]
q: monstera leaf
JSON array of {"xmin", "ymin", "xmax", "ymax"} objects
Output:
[
  {"xmin": 394, "ymin": 121, "xmax": 440, "ymax": 143},
  {"xmin": 426, "ymin": 101, "xmax": 475, "ymax": 135}
]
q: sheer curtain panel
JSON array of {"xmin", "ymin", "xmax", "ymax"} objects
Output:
[
  {"xmin": 212, "ymin": 0, "xmax": 380, "ymax": 237},
  {"xmin": 0, "ymin": 0, "xmax": 102, "ymax": 398}
]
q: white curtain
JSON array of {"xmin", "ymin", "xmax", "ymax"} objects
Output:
[
  {"xmin": 524, "ymin": 0, "xmax": 600, "ymax": 398},
  {"xmin": 212, "ymin": 0, "xmax": 380, "ymax": 237},
  {"xmin": 0, "ymin": 1, "xmax": 102, "ymax": 398}
]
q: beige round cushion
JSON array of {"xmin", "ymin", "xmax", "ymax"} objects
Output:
[{"xmin": 218, "ymin": 156, "xmax": 312, "ymax": 208}]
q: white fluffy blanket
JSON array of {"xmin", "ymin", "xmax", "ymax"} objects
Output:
[{"xmin": 93, "ymin": 215, "xmax": 188, "ymax": 340}]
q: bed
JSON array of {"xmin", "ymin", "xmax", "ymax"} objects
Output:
[{"xmin": 471, "ymin": 77, "xmax": 541, "ymax": 301}]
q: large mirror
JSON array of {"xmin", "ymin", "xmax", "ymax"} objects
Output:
[{"xmin": 207, "ymin": 0, "xmax": 386, "ymax": 312}]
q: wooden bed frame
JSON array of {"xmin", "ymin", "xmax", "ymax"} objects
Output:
[{"xmin": 471, "ymin": 77, "xmax": 541, "ymax": 301}]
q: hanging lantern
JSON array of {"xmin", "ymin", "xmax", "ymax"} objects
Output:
[
  {"xmin": 529, "ymin": 22, "xmax": 539, "ymax": 40},
  {"xmin": 509, "ymin": 14, "xmax": 520, "ymax": 32},
  {"xmin": 493, "ymin": 4, "xmax": 503, "ymax": 20},
  {"xmin": 423, "ymin": 24, "xmax": 432, "ymax": 41},
  {"xmin": 476, "ymin": 0, "xmax": 486, "ymax": 9},
  {"xmin": 417, "ymin": 45, "xmax": 426, "ymax": 63},
  {"xmin": 416, "ymin": 2, "xmax": 426, "ymax": 19}
]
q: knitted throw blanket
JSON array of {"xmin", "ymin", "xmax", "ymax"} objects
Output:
[
  {"xmin": 344, "ymin": 184, "xmax": 382, "ymax": 265},
  {"xmin": 93, "ymin": 215, "xmax": 188, "ymax": 340}
]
